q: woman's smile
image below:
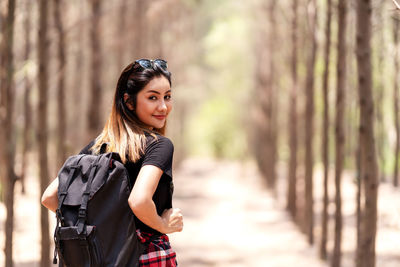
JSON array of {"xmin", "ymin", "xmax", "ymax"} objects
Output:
[
  {"xmin": 153, "ymin": 115, "xmax": 166, "ymax": 120},
  {"xmin": 135, "ymin": 76, "xmax": 172, "ymax": 129}
]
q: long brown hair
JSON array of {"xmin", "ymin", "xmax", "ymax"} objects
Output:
[{"xmin": 90, "ymin": 61, "xmax": 172, "ymax": 163}]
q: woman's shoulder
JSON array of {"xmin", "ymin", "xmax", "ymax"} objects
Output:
[
  {"xmin": 143, "ymin": 133, "xmax": 174, "ymax": 160},
  {"xmin": 142, "ymin": 133, "xmax": 174, "ymax": 176},
  {"xmin": 145, "ymin": 133, "xmax": 174, "ymax": 149}
]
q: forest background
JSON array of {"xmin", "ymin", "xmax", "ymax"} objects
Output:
[{"xmin": 0, "ymin": 0, "xmax": 399, "ymax": 266}]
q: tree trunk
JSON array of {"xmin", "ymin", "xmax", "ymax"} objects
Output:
[
  {"xmin": 0, "ymin": 0, "xmax": 17, "ymax": 266},
  {"xmin": 54, "ymin": 0, "xmax": 67, "ymax": 168},
  {"xmin": 38, "ymin": 0, "xmax": 51, "ymax": 266},
  {"xmin": 21, "ymin": 0, "xmax": 33, "ymax": 195},
  {"xmin": 304, "ymin": 0, "xmax": 317, "ymax": 245},
  {"xmin": 355, "ymin": 145, "xmax": 362, "ymax": 267},
  {"xmin": 252, "ymin": 8, "xmax": 271, "ymax": 190},
  {"xmin": 130, "ymin": 0, "xmax": 146, "ymax": 59},
  {"xmin": 88, "ymin": 0, "xmax": 103, "ymax": 139},
  {"xmin": 374, "ymin": 2, "xmax": 386, "ymax": 183},
  {"xmin": 71, "ymin": 0, "xmax": 84, "ymax": 149},
  {"xmin": 147, "ymin": 2, "xmax": 164, "ymax": 58},
  {"xmin": 319, "ymin": 0, "xmax": 332, "ymax": 260},
  {"xmin": 355, "ymin": 0, "xmax": 379, "ymax": 266},
  {"xmin": 332, "ymin": 1, "xmax": 347, "ymax": 266},
  {"xmin": 116, "ymin": 0, "xmax": 128, "ymax": 68},
  {"xmin": 287, "ymin": 0, "xmax": 299, "ymax": 220},
  {"xmin": 257, "ymin": 1, "xmax": 278, "ymax": 192},
  {"xmin": 266, "ymin": 0, "xmax": 278, "ymax": 193},
  {"xmin": 393, "ymin": 17, "xmax": 400, "ymax": 187}
]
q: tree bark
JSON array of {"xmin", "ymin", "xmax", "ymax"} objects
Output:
[
  {"xmin": 319, "ymin": 0, "xmax": 332, "ymax": 260},
  {"xmin": 355, "ymin": 145, "xmax": 362, "ymax": 267},
  {"xmin": 71, "ymin": 0, "xmax": 84, "ymax": 149},
  {"xmin": 21, "ymin": 0, "xmax": 33, "ymax": 195},
  {"xmin": 332, "ymin": 1, "xmax": 347, "ymax": 266},
  {"xmin": 38, "ymin": 0, "xmax": 51, "ymax": 266},
  {"xmin": 116, "ymin": 0, "xmax": 128, "ymax": 68},
  {"xmin": 287, "ymin": 0, "xmax": 299, "ymax": 220},
  {"xmin": 266, "ymin": 0, "xmax": 278, "ymax": 193},
  {"xmin": 88, "ymin": 0, "xmax": 103, "ymax": 139},
  {"xmin": 253, "ymin": 11, "xmax": 270, "ymax": 189},
  {"xmin": 393, "ymin": 17, "xmax": 400, "ymax": 187},
  {"xmin": 54, "ymin": 0, "xmax": 67, "ymax": 168},
  {"xmin": 256, "ymin": 1, "xmax": 278, "ymax": 192},
  {"xmin": 0, "ymin": 0, "xmax": 17, "ymax": 266},
  {"xmin": 147, "ymin": 1, "xmax": 164, "ymax": 58},
  {"xmin": 374, "ymin": 2, "xmax": 386, "ymax": 183},
  {"xmin": 355, "ymin": 0, "xmax": 379, "ymax": 266},
  {"xmin": 304, "ymin": 0, "xmax": 317, "ymax": 245},
  {"xmin": 130, "ymin": 0, "xmax": 146, "ymax": 59}
]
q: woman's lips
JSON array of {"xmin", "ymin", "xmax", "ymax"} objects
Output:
[{"xmin": 153, "ymin": 115, "xmax": 166, "ymax": 120}]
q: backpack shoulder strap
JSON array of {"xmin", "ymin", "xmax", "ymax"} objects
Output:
[
  {"xmin": 56, "ymin": 154, "xmax": 86, "ymax": 222},
  {"xmin": 77, "ymin": 154, "xmax": 105, "ymax": 234},
  {"xmin": 100, "ymin": 142, "xmax": 109, "ymax": 154}
]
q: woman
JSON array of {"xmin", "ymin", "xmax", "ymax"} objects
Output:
[{"xmin": 42, "ymin": 59, "xmax": 183, "ymax": 266}]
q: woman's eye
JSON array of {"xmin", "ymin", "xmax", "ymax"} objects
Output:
[
  {"xmin": 165, "ymin": 95, "xmax": 172, "ymax": 100},
  {"xmin": 149, "ymin": 96, "xmax": 157, "ymax": 100}
]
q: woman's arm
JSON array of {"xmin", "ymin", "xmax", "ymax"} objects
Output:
[
  {"xmin": 41, "ymin": 178, "xmax": 59, "ymax": 213},
  {"xmin": 128, "ymin": 165, "xmax": 183, "ymax": 234}
]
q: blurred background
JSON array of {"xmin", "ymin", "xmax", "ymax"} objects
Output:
[{"xmin": 0, "ymin": 0, "xmax": 399, "ymax": 266}]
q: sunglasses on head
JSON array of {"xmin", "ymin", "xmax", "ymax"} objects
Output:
[{"xmin": 135, "ymin": 59, "xmax": 168, "ymax": 71}]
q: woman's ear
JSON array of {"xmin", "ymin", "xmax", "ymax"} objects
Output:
[{"xmin": 123, "ymin": 93, "xmax": 135, "ymax": 111}]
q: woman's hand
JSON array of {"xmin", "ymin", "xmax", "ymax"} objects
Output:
[{"xmin": 161, "ymin": 208, "xmax": 183, "ymax": 234}]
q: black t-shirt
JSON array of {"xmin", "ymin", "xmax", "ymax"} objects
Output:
[{"xmin": 78, "ymin": 133, "xmax": 174, "ymax": 234}]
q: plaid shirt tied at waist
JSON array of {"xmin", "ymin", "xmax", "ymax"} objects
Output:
[{"xmin": 136, "ymin": 229, "xmax": 178, "ymax": 267}]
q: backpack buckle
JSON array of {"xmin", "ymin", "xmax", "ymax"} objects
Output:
[
  {"xmin": 78, "ymin": 208, "xmax": 86, "ymax": 218},
  {"xmin": 56, "ymin": 209, "xmax": 62, "ymax": 219},
  {"xmin": 77, "ymin": 221, "xmax": 86, "ymax": 235},
  {"xmin": 55, "ymin": 209, "xmax": 65, "ymax": 224}
]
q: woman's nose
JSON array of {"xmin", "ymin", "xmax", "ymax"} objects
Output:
[{"xmin": 158, "ymin": 100, "xmax": 167, "ymax": 112}]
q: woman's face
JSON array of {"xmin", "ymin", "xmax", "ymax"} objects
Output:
[{"xmin": 133, "ymin": 76, "xmax": 172, "ymax": 129}]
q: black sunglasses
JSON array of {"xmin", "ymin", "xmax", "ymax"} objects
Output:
[{"xmin": 135, "ymin": 59, "xmax": 168, "ymax": 71}]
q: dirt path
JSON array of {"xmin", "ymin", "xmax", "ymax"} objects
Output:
[
  {"xmin": 171, "ymin": 159, "xmax": 400, "ymax": 266},
  {"xmin": 171, "ymin": 159, "xmax": 328, "ymax": 267},
  {"xmin": 0, "ymin": 158, "xmax": 399, "ymax": 266}
]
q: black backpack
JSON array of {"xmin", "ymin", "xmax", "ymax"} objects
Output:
[{"xmin": 53, "ymin": 146, "xmax": 145, "ymax": 267}]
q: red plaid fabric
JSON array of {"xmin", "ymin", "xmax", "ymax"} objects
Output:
[{"xmin": 137, "ymin": 230, "xmax": 177, "ymax": 267}]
